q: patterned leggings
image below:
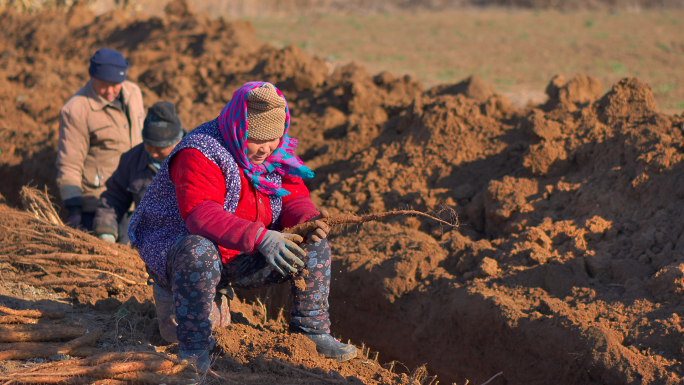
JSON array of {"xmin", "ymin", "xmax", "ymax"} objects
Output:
[{"xmin": 165, "ymin": 234, "xmax": 332, "ymax": 351}]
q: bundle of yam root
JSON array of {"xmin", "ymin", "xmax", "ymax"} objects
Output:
[
  {"xmin": 0, "ymin": 305, "xmax": 101, "ymax": 361},
  {"xmin": 0, "ymin": 305, "xmax": 197, "ymax": 384},
  {"xmin": 0, "ymin": 187, "xmax": 147, "ymax": 290},
  {"xmin": 1, "ymin": 353, "xmax": 192, "ymax": 385}
]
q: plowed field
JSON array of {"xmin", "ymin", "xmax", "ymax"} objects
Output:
[{"xmin": 2, "ymin": 1, "xmax": 684, "ymax": 384}]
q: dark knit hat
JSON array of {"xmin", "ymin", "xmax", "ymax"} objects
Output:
[
  {"xmin": 142, "ymin": 102, "xmax": 184, "ymax": 148},
  {"xmin": 88, "ymin": 48, "xmax": 129, "ymax": 84}
]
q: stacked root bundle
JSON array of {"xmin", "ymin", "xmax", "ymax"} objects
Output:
[
  {"xmin": 0, "ymin": 304, "xmax": 200, "ymax": 384},
  {"xmin": 0, "ymin": 187, "xmax": 147, "ymax": 291},
  {"xmin": 0, "ymin": 305, "xmax": 102, "ymax": 361},
  {"xmin": 0, "ymin": 351, "xmax": 195, "ymax": 385}
]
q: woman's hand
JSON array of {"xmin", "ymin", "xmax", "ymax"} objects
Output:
[
  {"xmin": 256, "ymin": 229, "xmax": 306, "ymax": 276},
  {"xmin": 305, "ymin": 210, "xmax": 331, "ymax": 244}
]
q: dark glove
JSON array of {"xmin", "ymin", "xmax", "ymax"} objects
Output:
[
  {"xmin": 65, "ymin": 205, "xmax": 82, "ymax": 229},
  {"xmin": 305, "ymin": 209, "xmax": 331, "ymax": 244},
  {"xmin": 255, "ymin": 229, "xmax": 306, "ymax": 276}
]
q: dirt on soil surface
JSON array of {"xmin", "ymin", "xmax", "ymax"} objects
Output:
[{"xmin": 3, "ymin": 1, "xmax": 684, "ymax": 384}]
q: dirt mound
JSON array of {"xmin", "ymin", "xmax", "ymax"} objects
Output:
[
  {"xmin": 319, "ymin": 75, "xmax": 684, "ymax": 383},
  {"xmin": 0, "ymin": 0, "xmax": 421, "ymax": 208},
  {"xmin": 4, "ymin": 1, "xmax": 684, "ymax": 384},
  {"xmin": 213, "ymin": 299, "xmax": 424, "ymax": 384}
]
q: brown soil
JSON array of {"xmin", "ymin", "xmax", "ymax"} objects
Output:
[
  {"xmin": 320, "ymin": 76, "xmax": 684, "ymax": 384},
  {"xmin": 212, "ymin": 299, "xmax": 424, "ymax": 384},
  {"xmin": 3, "ymin": 1, "xmax": 684, "ymax": 384}
]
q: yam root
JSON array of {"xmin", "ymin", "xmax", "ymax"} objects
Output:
[
  {"xmin": 85, "ymin": 351, "xmax": 179, "ymax": 366},
  {"xmin": 0, "ymin": 322, "xmax": 83, "ymax": 332},
  {"xmin": 78, "ymin": 269, "xmax": 144, "ymax": 286},
  {"xmin": 57, "ymin": 328, "xmax": 102, "ymax": 354},
  {"xmin": 0, "ymin": 346, "xmax": 101, "ymax": 361},
  {"xmin": 0, "ymin": 360, "xmax": 173, "ymax": 380},
  {"xmin": 90, "ymin": 380, "xmax": 127, "ymax": 385},
  {"xmin": 283, "ymin": 209, "xmax": 458, "ymax": 238},
  {"xmin": 0, "ymin": 324, "xmax": 53, "ymax": 332},
  {"xmin": 23, "ymin": 253, "xmax": 105, "ymax": 263},
  {"xmin": 157, "ymin": 364, "xmax": 189, "ymax": 376},
  {"xmin": 88, "ymin": 360, "xmax": 174, "ymax": 377},
  {"xmin": 0, "ymin": 327, "xmax": 85, "ymax": 342},
  {"xmin": 0, "ymin": 306, "xmax": 65, "ymax": 320},
  {"xmin": 110, "ymin": 371, "xmax": 193, "ymax": 385},
  {"xmin": 0, "ymin": 316, "xmax": 39, "ymax": 325},
  {"xmin": 0, "ymin": 375, "xmax": 91, "ymax": 384}
]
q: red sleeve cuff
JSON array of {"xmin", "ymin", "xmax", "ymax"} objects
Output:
[
  {"xmin": 255, "ymin": 228, "xmax": 267, "ymax": 246},
  {"xmin": 279, "ymin": 195, "xmax": 319, "ymax": 229}
]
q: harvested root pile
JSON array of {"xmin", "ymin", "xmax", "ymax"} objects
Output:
[
  {"xmin": 0, "ymin": 351, "xmax": 195, "ymax": 385},
  {"xmin": 0, "ymin": 187, "xmax": 147, "ymax": 292},
  {"xmin": 0, "ymin": 305, "xmax": 102, "ymax": 361}
]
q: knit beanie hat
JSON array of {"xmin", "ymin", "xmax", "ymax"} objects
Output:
[
  {"xmin": 88, "ymin": 48, "xmax": 129, "ymax": 84},
  {"xmin": 142, "ymin": 101, "xmax": 184, "ymax": 148},
  {"xmin": 246, "ymin": 84, "xmax": 287, "ymax": 141}
]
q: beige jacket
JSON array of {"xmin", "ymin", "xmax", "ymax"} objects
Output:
[{"xmin": 56, "ymin": 80, "xmax": 145, "ymax": 212}]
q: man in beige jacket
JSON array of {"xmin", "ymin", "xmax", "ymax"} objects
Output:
[{"xmin": 56, "ymin": 48, "xmax": 145, "ymax": 230}]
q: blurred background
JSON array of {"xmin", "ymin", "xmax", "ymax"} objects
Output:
[{"xmin": 2, "ymin": 0, "xmax": 683, "ymax": 112}]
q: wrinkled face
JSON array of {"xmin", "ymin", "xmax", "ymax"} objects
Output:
[
  {"xmin": 246, "ymin": 137, "xmax": 280, "ymax": 165},
  {"xmin": 91, "ymin": 77, "xmax": 123, "ymax": 102},
  {"xmin": 145, "ymin": 140, "xmax": 180, "ymax": 163}
]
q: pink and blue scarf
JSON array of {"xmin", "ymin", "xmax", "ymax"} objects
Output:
[{"xmin": 218, "ymin": 81, "xmax": 313, "ymax": 197}]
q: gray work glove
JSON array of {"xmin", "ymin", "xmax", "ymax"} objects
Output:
[
  {"xmin": 305, "ymin": 209, "xmax": 331, "ymax": 244},
  {"xmin": 98, "ymin": 233, "xmax": 116, "ymax": 243},
  {"xmin": 255, "ymin": 229, "xmax": 306, "ymax": 276}
]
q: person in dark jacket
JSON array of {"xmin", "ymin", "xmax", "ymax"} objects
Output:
[{"xmin": 94, "ymin": 101, "xmax": 184, "ymax": 243}]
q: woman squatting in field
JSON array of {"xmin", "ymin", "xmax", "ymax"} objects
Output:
[{"xmin": 128, "ymin": 82, "xmax": 357, "ymax": 369}]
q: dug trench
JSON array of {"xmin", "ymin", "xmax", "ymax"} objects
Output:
[{"xmin": 2, "ymin": 1, "xmax": 684, "ymax": 384}]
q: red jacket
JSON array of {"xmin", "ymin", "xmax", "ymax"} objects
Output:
[{"xmin": 169, "ymin": 148, "xmax": 318, "ymax": 262}]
